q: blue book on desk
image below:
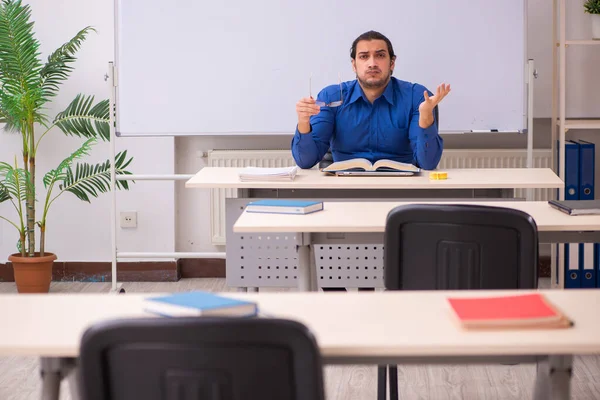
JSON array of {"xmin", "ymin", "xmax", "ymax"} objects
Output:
[
  {"xmin": 144, "ymin": 291, "xmax": 258, "ymax": 317},
  {"xmin": 246, "ymin": 199, "xmax": 323, "ymax": 214}
]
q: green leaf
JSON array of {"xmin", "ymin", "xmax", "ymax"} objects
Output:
[
  {"xmin": 59, "ymin": 151, "xmax": 134, "ymax": 203},
  {"xmin": 0, "ymin": 182, "xmax": 10, "ymax": 203},
  {"xmin": 53, "ymin": 94, "xmax": 110, "ymax": 141},
  {"xmin": 0, "ymin": 161, "xmax": 32, "ymax": 202},
  {"xmin": 584, "ymin": 0, "xmax": 600, "ymax": 14},
  {"xmin": 43, "ymin": 137, "xmax": 96, "ymax": 189},
  {"xmin": 0, "ymin": 0, "xmax": 44, "ymax": 131},
  {"xmin": 39, "ymin": 26, "xmax": 95, "ymax": 104}
]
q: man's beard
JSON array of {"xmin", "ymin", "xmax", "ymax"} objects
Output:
[{"xmin": 357, "ymin": 71, "xmax": 390, "ymax": 89}]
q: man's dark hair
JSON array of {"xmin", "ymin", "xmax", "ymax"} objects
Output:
[{"xmin": 350, "ymin": 30, "xmax": 395, "ymax": 60}]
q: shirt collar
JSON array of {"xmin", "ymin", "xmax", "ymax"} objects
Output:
[
  {"xmin": 381, "ymin": 78, "xmax": 395, "ymax": 105},
  {"xmin": 347, "ymin": 78, "xmax": 395, "ymax": 105}
]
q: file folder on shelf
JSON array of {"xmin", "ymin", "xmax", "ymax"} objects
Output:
[
  {"xmin": 596, "ymin": 244, "xmax": 600, "ymax": 288},
  {"xmin": 577, "ymin": 140, "xmax": 595, "ymax": 201},
  {"xmin": 564, "ymin": 140, "xmax": 580, "ymax": 200},
  {"xmin": 564, "ymin": 243, "xmax": 581, "ymax": 288},
  {"xmin": 579, "ymin": 243, "xmax": 596, "ymax": 288}
]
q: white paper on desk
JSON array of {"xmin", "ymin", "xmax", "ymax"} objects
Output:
[{"xmin": 238, "ymin": 166, "xmax": 298, "ymax": 181}]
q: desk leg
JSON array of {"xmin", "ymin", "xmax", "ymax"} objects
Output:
[
  {"xmin": 533, "ymin": 355, "xmax": 572, "ymax": 400},
  {"xmin": 308, "ymin": 243, "xmax": 318, "ymax": 291},
  {"xmin": 67, "ymin": 363, "xmax": 81, "ymax": 400},
  {"xmin": 296, "ymin": 233, "xmax": 316, "ymax": 292},
  {"xmin": 40, "ymin": 357, "xmax": 76, "ymax": 400}
]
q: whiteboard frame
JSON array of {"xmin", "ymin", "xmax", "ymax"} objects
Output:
[{"xmin": 113, "ymin": 0, "xmax": 529, "ymax": 137}]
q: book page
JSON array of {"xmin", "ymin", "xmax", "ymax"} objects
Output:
[
  {"xmin": 322, "ymin": 158, "xmax": 373, "ymax": 171},
  {"xmin": 373, "ymin": 159, "xmax": 419, "ymax": 172}
]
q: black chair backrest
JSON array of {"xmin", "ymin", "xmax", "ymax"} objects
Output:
[
  {"xmin": 384, "ymin": 204, "xmax": 538, "ymax": 291},
  {"xmin": 79, "ymin": 317, "xmax": 325, "ymax": 400}
]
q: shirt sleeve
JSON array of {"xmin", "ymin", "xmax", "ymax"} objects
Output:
[
  {"xmin": 291, "ymin": 90, "xmax": 335, "ymax": 169},
  {"xmin": 408, "ymin": 85, "xmax": 444, "ymax": 170}
]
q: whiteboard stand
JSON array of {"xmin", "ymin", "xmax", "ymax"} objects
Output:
[
  {"xmin": 107, "ymin": 62, "xmax": 122, "ymax": 294},
  {"xmin": 106, "ymin": 61, "xmax": 225, "ymax": 294},
  {"xmin": 526, "ymin": 59, "xmax": 537, "ymax": 201}
]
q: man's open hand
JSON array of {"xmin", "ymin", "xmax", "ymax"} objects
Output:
[
  {"xmin": 419, "ymin": 83, "xmax": 451, "ymax": 115},
  {"xmin": 418, "ymin": 83, "xmax": 451, "ymax": 128}
]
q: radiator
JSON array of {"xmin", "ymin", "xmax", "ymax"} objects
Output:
[
  {"xmin": 208, "ymin": 150, "xmax": 297, "ymax": 245},
  {"xmin": 207, "ymin": 149, "xmax": 553, "ymax": 245}
]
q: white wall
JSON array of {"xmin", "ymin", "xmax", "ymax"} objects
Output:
[
  {"xmin": 528, "ymin": 0, "xmax": 600, "ymax": 117},
  {"xmin": 2, "ymin": 0, "xmax": 598, "ymax": 262},
  {"xmin": 0, "ymin": 0, "xmax": 174, "ymax": 262}
]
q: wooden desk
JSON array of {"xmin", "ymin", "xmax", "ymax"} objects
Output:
[
  {"xmin": 234, "ymin": 200, "xmax": 600, "ymax": 235},
  {"xmin": 233, "ymin": 201, "xmax": 600, "ymax": 291},
  {"xmin": 186, "ymin": 167, "xmax": 564, "ymax": 190},
  {"xmin": 187, "ymin": 167, "xmax": 565, "ymax": 292},
  {"xmin": 1, "ymin": 290, "xmax": 598, "ymax": 400}
]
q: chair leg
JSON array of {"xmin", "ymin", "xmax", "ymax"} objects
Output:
[
  {"xmin": 389, "ymin": 365, "xmax": 398, "ymax": 400},
  {"xmin": 377, "ymin": 365, "xmax": 387, "ymax": 400}
]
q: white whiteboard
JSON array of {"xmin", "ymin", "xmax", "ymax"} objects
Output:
[{"xmin": 114, "ymin": 0, "xmax": 527, "ymax": 136}]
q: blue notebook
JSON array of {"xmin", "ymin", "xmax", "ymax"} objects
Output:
[
  {"xmin": 144, "ymin": 291, "xmax": 258, "ymax": 317},
  {"xmin": 245, "ymin": 199, "xmax": 323, "ymax": 214}
]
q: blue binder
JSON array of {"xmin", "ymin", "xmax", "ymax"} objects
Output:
[
  {"xmin": 564, "ymin": 140, "xmax": 580, "ymax": 200},
  {"xmin": 564, "ymin": 243, "xmax": 581, "ymax": 288},
  {"xmin": 577, "ymin": 140, "xmax": 595, "ymax": 200},
  {"xmin": 579, "ymin": 243, "xmax": 596, "ymax": 288},
  {"xmin": 596, "ymin": 243, "xmax": 600, "ymax": 288}
]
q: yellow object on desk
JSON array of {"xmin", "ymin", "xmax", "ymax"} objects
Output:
[{"xmin": 429, "ymin": 171, "xmax": 448, "ymax": 180}]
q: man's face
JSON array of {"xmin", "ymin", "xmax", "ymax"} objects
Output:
[{"xmin": 351, "ymin": 39, "xmax": 395, "ymax": 89}]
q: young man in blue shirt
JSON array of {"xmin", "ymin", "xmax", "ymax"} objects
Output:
[
  {"xmin": 292, "ymin": 30, "xmax": 451, "ymax": 291},
  {"xmin": 291, "ymin": 30, "xmax": 451, "ymax": 170}
]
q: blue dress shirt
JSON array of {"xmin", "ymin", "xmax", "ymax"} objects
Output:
[{"xmin": 291, "ymin": 77, "xmax": 443, "ymax": 170}]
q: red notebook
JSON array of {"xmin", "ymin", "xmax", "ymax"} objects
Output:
[{"xmin": 447, "ymin": 293, "xmax": 573, "ymax": 330}]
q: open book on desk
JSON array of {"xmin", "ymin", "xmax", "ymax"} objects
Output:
[{"xmin": 322, "ymin": 158, "xmax": 420, "ymax": 176}]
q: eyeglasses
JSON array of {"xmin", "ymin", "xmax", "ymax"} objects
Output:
[{"xmin": 310, "ymin": 74, "xmax": 343, "ymax": 108}]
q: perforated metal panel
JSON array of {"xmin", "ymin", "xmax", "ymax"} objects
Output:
[
  {"xmin": 314, "ymin": 244, "xmax": 385, "ymax": 288},
  {"xmin": 226, "ymin": 198, "xmax": 385, "ymax": 289},
  {"xmin": 226, "ymin": 199, "xmax": 299, "ymax": 288}
]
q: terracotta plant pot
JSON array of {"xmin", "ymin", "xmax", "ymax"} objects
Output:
[{"xmin": 8, "ymin": 252, "xmax": 57, "ymax": 293}]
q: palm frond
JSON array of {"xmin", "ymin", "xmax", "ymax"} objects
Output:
[
  {"xmin": 59, "ymin": 151, "xmax": 133, "ymax": 203},
  {"xmin": 0, "ymin": 0, "xmax": 43, "ymax": 130},
  {"xmin": 0, "ymin": 160, "xmax": 31, "ymax": 202},
  {"xmin": 53, "ymin": 94, "xmax": 109, "ymax": 141},
  {"xmin": 0, "ymin": 182, "xmax": 10, "ymax": 203},
  {"xmin": 43, "ymin": 137, "xmax": 96, "ymax": 188},
  {"xmin": 0, "ymin": 90, "xmax": 23, "ymax": 132},
  {"xmin": 39, "ymin": 26, "xmax": 95, "ymax": 104}
]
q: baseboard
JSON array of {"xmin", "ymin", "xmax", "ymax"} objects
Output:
[
  {"xmin": 0, "ymin": 258, "xmax": 226, "ymax": 282},
  {"xmin": 0, "ymin": 256, "xmax": 547, "ymax": 282},
  {"xmin": 179, "ymin": 258, "xmax": 226, "ymax": 278}
]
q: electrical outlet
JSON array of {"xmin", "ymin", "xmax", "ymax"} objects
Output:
[{"xmin": 120, "ymin": 211, "xmax": 137, "ymax": 228}]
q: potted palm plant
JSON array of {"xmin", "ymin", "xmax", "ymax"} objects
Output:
[
  {"xmin": 0, "ymin": 0, "xmax": 134, "ymax": 293},
  {"xmin": 585, "ymin": 0, "xmax": 600, "ymax": 39}
]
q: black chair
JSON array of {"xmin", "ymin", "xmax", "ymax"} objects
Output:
[
  {"xmin": 318, "ymin": 105, "xmax": 439, "ymax": 170},
  {"xmin": 78, "ymin": 317, "xmax": 326, "ymax": 400},
  {"xmin": 378, "ymin": 203, "xmax": 539, "ymax": 400}
]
